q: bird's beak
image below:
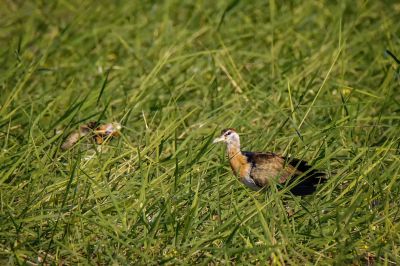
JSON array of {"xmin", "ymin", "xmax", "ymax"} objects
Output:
[{"xmin": 213, "ymin": 136, "xmax": 225, "ymax": 144}]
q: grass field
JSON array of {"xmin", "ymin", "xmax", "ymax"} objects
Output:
[{"xmin": 1, "ymin": 0, "xmax": 400, "ymax": 264}]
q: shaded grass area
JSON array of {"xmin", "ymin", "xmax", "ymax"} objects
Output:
[{"xmin": 1, "ymin": 0, "xmax": 399, "ymax": 264}]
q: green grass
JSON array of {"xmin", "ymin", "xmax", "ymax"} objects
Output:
[{"xmin": 1, "ymin": 0, "xmax": 400, "ymax": 264}]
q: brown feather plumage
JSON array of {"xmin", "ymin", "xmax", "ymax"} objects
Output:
[{"xmin": 243, "ymin": 152, "xmax": 299, "ymax": 186}]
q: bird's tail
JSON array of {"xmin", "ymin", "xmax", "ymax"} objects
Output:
[{"xmin": 288, "ymin": 171, "xmax": 326, "ymax": 196}]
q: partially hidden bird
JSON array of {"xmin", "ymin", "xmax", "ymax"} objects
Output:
[
  {"xmin": 213, "ymin": 128, "xmax": 326, "ymax": 196},
  {"xmin": 61, "ymin": 121, "xmax": 122, "ymax": 150}
]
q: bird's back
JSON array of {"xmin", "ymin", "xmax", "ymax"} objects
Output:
[{"xmin": 242, "ymin": 151, "xmax": 326, "ymax": 195}]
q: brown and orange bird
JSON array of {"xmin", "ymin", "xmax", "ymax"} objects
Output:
[
  {"xmin": 61, "ymin": 122, "xmax": 121, "ymax": 150},
  {"xmin": 213, "ymin": 128, "xmax": 326, "ymax": 195}
]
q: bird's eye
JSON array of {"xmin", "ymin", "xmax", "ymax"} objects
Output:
[{"xmin": 226, "ymin": 131, "xmax": 231, "ymax": 136}]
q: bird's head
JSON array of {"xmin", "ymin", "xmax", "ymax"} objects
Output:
[
  {"xmin": 213, "ymin": 128, "xmax": 240, "ymax": 147},
  {"xmin": 95, "ymin": 122, "xmax": 122, "ymax": 137}
]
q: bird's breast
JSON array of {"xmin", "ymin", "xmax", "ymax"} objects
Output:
[{"xmin": 228, "ymin": 153, "xmax": 252, "ymax": 180}]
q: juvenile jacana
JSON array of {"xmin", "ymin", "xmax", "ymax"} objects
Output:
[
  {"xmin": 213, "ymin": 128, "xmax": 326, "ymax": 196},
  {"xmin": 61, "ymin": 122, "xmax": 121, "ymax": 150}
]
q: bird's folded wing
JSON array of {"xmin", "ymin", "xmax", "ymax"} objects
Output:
[{"xmin": 243, "ymin": 152, "xmax": 296, "ymax": 186}]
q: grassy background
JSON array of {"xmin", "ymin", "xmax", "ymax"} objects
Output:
[{"xmin": 1, "ymin": 0, "xmax": 400, "ymax": 264}]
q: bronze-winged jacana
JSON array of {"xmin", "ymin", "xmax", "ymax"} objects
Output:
[{"xmin": 213, "ymin": 128, "xmax": 326, "ymax": 196}]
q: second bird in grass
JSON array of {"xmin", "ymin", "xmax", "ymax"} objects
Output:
[{"xmin": 213, "ymin": 128, "xmax": 326, "ymax": 196}]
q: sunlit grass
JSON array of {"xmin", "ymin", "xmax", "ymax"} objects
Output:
[{"xmin": 1, "ymin": 0, "xmax": 399, "ymax": 264}]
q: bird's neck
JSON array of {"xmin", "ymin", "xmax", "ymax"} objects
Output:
[
  {"xmin": 226, "ymin": 143, "xmax": 242, "ymax": 159},
  {"xmin": 226, "ymin": 142, "xmax": 250, "ymax": 178}
]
